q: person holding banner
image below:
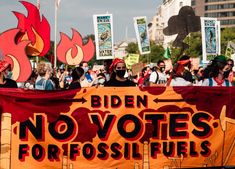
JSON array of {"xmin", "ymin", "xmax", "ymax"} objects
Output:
[
  {"xmin": 35, "ymin": 62, "xmax": 55, "ymax": 90},
  {"xmin": 226, "ymin": 58, "xmax": 234, "ymax": 84},
  {"xmin": 167, "ymin": 55, "xmax": 193, "ymax": 86},
  {"xmin": 68, "ymin": 67, "xmax": 84, "ymax": 89},
  {"xmin": 202, "ymin": 55, "xmax": 232, "ymax": 86},
  {"xmin": 0, "ymin": 60, "xmax": 17, "ymax": 88},
  {"xmin": 104, "ymin": 58, "xmax": 136, "ymax": 87}
]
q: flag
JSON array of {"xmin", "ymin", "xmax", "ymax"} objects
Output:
[
  {"xmin": 55, "ymin": 0, "xmax": 61, "ymax": 8},
  {"xmin": 163, "ymin": 47, "xmax": 171, "ymax": 59}
]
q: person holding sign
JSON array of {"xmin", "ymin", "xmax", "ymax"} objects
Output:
[{"xmin": 105, "ymin": 58, "xmax": 136, "ymax": 87}]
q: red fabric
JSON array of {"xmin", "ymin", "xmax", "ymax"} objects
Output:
[
  {"xmin": 109, "ymin": 58, "xmax": 125, "ymax": 73},
  {"xmin": 14, "ymin": 1, "xmax": 50, "ymax": 56},
  {"xmin": 175, "ymin": 59, "xmax": 191, "ymax": 76},
  {"xmin": 228, "ymin": 71, "xmax": 233, "ymax": 82},
  {"xmin": 0, "ymin": 88, "xmax": 78, "ymax": 123},
  {"xmin": 177, "ymin": 59, "xmax": 190, "ymax": 65}
]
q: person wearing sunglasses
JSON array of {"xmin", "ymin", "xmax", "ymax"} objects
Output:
[
  {"xmin": 201, "ymin": 55, "xmax": 232, "ymax": 87},
  {"xmin": 226, "ymin": 58, "xmax": 234, "ymax": 84}
]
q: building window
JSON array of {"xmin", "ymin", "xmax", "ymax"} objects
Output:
[{"xmin": 192, "ymin": 0, "xmax": 196, "ymax": 6}]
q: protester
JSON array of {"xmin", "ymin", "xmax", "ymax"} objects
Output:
[
  {"xmin": 35, "ymin": 62, "xmax": 55, "ymax": 90},
  {"xmin": 138, "ymin": 67, "xmax": 150, "ymax": 87},
  {"xmin": 104, "ymin": 58, "xmax": 136, "ymax": 87},
  {"xmin": 103, "ymin": 59, "xmax": 112, "ymax": 82},
  {"xmin": 0, "ymin": 60, "xmax": 18, "ymax": 88},
  {"xmin": 64, "ymin": 68, "xmax": 73, "ymax": 89},
  {"xmin": 167, "ymin": 55, "xmax": 193, "ymax": 86},
  {"xmin": 68, "ymin": 67, "xmax": 84, "ymax": 89},
  {"xmin": 57, "ymin": 65, "xmax": 66, "ymax": 89},
  {"xmin": 226, "ymin": 58, "xmax": 234, "ymax": 84},
  {"xmin": 149, "ymin": 60, "xmax": 168, "ymax": 86},
  {"xmin": 24, "ymin": 71, "xmax": 37, "ymax": 89},
  {"xmin": 201, "ymin": 55, "xmax": 231, "ymax": 86},
  {"xmin": 95, "ymin": 73, "xmax": 106, "ymax": 87},
  {"xmin": 80, "ymin": 61, "xmax": 95, "ymax": 87}
]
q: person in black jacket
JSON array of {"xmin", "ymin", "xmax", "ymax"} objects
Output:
[
  {"xmin": 68, "ymin": 67, "xmax": 85, "ymax": 89},
  {"xmin": 104, "ymin": 58, "xmax": 136, "ymax": 87}
]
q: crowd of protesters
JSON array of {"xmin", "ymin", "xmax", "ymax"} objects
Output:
[{"xmin": 0, "ymin": 54, "xmax": 234, "ymax": 89}]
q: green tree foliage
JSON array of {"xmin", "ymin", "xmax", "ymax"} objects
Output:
[
  {"xmin": 144, "ymin": 41, "xmax": 165, "ymax": 63},
  {"xmin": 125, "ymin": 41, "xmax": 165, "ymax": 63},
  {"xmin": 184, "ymin": 32, "xmax": 202, "ymax": 57},
  {"xmin": 221, "ymin": 27, "xmax": 235, "ymax": 54},
  {"xmin": 125, "ymin": 42, "xmax": 139, "ymax": 54}
]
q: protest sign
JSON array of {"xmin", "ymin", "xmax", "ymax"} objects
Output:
[
  {"xmin": 93, "ymin": 14, "xmax": 114, "ymax": 60},
  {"xmin": 134, "ymin": 16, "xmax": 151, "ymax": 55},
  {"xmin": 1, "ymin": 87, "xmax": 235, "ymax": 169},
  {"xmin": 201, "ymin": 17, "xmax": 221, "ymax": 63}
]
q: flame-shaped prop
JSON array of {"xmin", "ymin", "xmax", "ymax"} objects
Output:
[
  {"xmin": 0, "ymin": 29, "xmax": 32, "ymax": 82},
  {"xmin": 57, "ymin": 29, "xmax": 95, "ymax": 65},
  {"xmin": 13, "ymin": 1, "xmax": 50, "ymax": 56}
]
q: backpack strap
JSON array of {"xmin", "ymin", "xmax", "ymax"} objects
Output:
[
  {"xmin": 155, "ymin": 71, "xmax": 159, "ymax": 84},
  {"xmin": 209, "ymin": 78, "xmax": 213, "ymax": 86}
]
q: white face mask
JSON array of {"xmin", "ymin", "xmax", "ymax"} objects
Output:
[
  {"xmin": 98, "ymin": 78, "xmax": 105, "ymax": 84},
  {"xmin": 83, "ymin": 67, "xmax": 89, "ymax": 73}
]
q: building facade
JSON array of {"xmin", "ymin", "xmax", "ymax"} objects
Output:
[
  {"xmin": 148, "ymin": 0, "xmax": 191, "ymax": 46},
  {"xmin": 192, "ymin": 0, "xmax": 235, "ymax": 28}
]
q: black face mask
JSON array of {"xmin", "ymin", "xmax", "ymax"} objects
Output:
[
  {"xmin": 159, "ymin": 67, "xmax": 165, "ymax": 73},
  {"xmin": 223, "ymin": 70, "xmax": 230, "ymax": 78},
  {"xmin": 116, "ymin": 70, "xmax": 126, "ymax": 78}
]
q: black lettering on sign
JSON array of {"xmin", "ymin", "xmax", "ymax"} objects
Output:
[
  {"xmin": 192, "ymin": 112, "xmax": 212, "ymax": 138},
  {"xmin": 117, "ymin": 114, "xmax": 143, "ymax": 140}
]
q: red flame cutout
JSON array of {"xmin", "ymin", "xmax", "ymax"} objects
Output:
[
  {"xmin": 0, "ymin": 29, "xmax": 32, "ymax": 82},
  {"xmin": 57, "ymin": 28, "xmax": 95, "ymax": 65},
  {"xmin": 13, "ymin": 1, "xmax": 50, "ymax": 56}
]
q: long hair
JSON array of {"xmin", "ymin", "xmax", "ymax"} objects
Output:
[{"xmin": 203, "ymin": 56, "xmax": 226, "ymax": 78}]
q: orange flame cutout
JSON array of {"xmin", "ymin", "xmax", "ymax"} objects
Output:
[
  {"xmin": 0, "ymin": 29, "xmax": 32, "ymax": 82},
  {"xmin": 13, "ymin": 1, "xmax": 50, "ymax": 56},
  {"xmin": 57, "ymin": 29, "xmax": 95, "ymax": 65}
]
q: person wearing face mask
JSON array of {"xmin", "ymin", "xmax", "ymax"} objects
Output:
[
  {"xmin": 79, "ymin": 61, "xmax": 95, "ymax": 87},
  {"xmin": 0, "ymin": 60, "xmax": 18, "ymax": 88},
  {"xmin": 201, "ymin": 55, "xmax": 231, "ymax": 87},
  {"xmin": 104, "ymin": 58, "xmax": 136, "ymax": 87},
  {"xmin": 95, "ymin": 73, "xmax": 106, "ymax": 87},
  {"xmin": 149, "ymin": 60, "xmax": 168, "ymax": 86},
  {"xmin": 226, "ymin": 58, "xmax": 234, "ymax": 84},
  {"xmin": 167, "ymin": 56, "xmax": 193, "ymax": 86}
]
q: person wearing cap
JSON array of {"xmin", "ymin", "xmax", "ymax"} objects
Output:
[
  {"xmin": 201, "ymin": 55, "xmax": 231, "ymax": 86},
  {"xmin": 0, "ymin": 60, "xmax": 18, "ymax": 88},
  {"xmin": 104, "ymin": 58, "xmax": 136, "ymax": 87}
]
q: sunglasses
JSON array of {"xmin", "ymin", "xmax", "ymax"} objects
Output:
[{"xmin": 227, "ymin": 63, "xmax": 234, "ymax": 66}]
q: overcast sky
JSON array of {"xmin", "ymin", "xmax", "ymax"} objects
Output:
[{"xmin": 0, "ymin": 0, "xmax": 161, "ymax": 43}]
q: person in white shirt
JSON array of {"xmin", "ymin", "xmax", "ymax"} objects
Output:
[{"xmin": 149, "ymin": 60, "xmax": 168, "ymax": 86}]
